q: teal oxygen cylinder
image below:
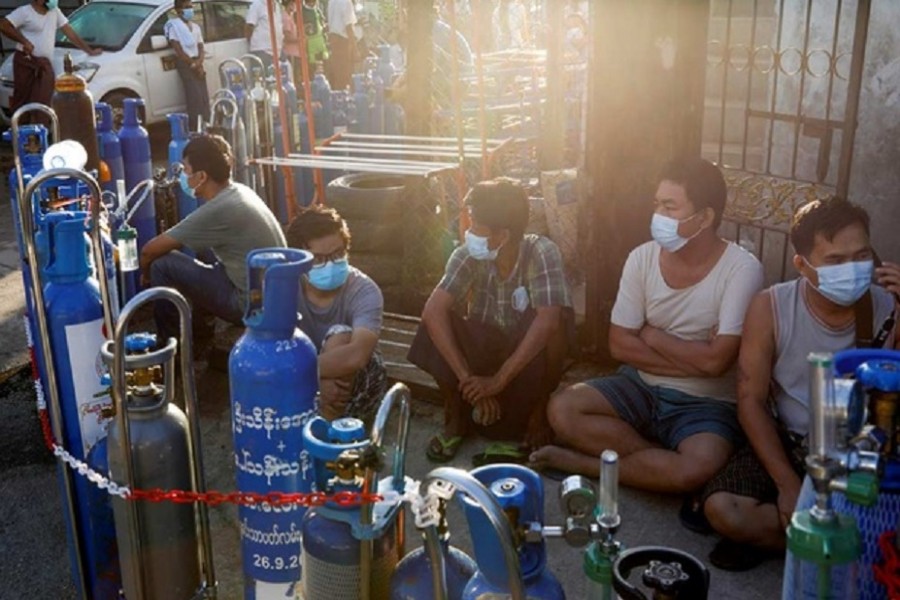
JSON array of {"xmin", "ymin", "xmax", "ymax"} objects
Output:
[
  {"xmin": 167, "ymin": 113, "xmax": 195, "ymax": 220},
  {"xmin": 118, "ymin": 98, "xmax": 155, "ymax": 252}
]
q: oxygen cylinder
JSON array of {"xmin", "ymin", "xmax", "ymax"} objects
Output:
[
  {"xmin": 351, "ymin": 74, "xmax": 370, "ymax": 135},
  {"xmin": 167, "ymin": 113, "xmax": 196, "ymax": 220},
  {"xmin": 51, "ymin": 54, "xmax": 101, "ymax": 174},
  {"xmin": 42, "ymin": 212, "xmax": 120, "ymax": 598},
  {"xmin": 103, "ymin": 331, "xmax": 202, "ymax": 600},
  {"xmin": 6, "ymin": 124, "xmax": 49, "ymax": 362},
  {"xmin": 301, "ymin": 416, "xmax": 402, "ymax": 600},
  {"xmin": 311, "ymin": 72, "xmax": 333, "ymax": 139},
  {"xmin": 369, "ymin": 63, "xmax": 385, "ymax": 137},
  {"xmin": 229, "ymin": 248, "xmax": 318, "ymax": 598},
  {"xmin": 389, "ymin": 516, "xmax": 476, "ymax": 599},
  {"xmin": 249, "ymin": 74, "xmax": 275, "ymax": 208},
  {"xmin": 118, "ymin": 98, "xmax": 155, "ymax": 251},
  {"xmin": 787, "ymin": 352, "xmax": 900, "ymax": 600},
  {"xmin": 270, "ymin": 67, "xmax": 303, "ymax": 223},
  {"xmin": 96, "ymin": 103, "xmax": 125, "ymax": 197},
  {"xmin": 460, "ymin": 465, "xmax": 565, "ymax": 600},
  {"xmin": 373, "ymin": 46, "xmax": 403, "ymax": 135}
]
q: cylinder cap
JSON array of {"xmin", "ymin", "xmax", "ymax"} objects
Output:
[
  {"xmin": 845, "ymin": 471, "xmax": 879, "ymax": 508},
  {"xmin": 125, "ymin": 332, "xmax": 157, "ymax": 353},
  {"xmin": 856, "ymin": 359, "xmax": 900, "ymax": 393},
  {"xmin": 327, "ymin": 417, "xmax": 366, "ymax": 443}
]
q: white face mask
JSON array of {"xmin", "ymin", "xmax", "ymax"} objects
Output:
[
  {"xmin": 465, "ymin": 229, "xmax": 499, "ymax": 261},
  {"xmin": 650, "ymin": 212, "xmax": 703, "ymax": 253},
  {"xmin": 806, "ymin": 259, "xmax": 874, "ymax": 306}
]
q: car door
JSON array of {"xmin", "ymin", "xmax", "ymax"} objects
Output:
[
  {"xmin": 200, "ymin": 0, "xmax": 250, "ymax": 94},
  {"xmin": 140, "ymin": 9, "xmax": 189, "ymax": 120}
]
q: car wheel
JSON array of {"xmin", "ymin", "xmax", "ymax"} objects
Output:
[{"xmin": 100, "ymin": 91, "xmax": 141, "ymax": 129}]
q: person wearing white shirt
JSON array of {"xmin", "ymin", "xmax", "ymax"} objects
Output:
[
  {"xmin": 0, "ymin": 0, "xmax": 100, "ymax": 125},
  {"xmin": 326, "ymin": 0, "xmax": 357, "ymax": 91},
  {"xmin": 165, "ymin": 0, "xmax": 209, "ymax": 128},
  {"xmin": 244, "ymin": 0, "xmax": 283, "ymax": 69}
]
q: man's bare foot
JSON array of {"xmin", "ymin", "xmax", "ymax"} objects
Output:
[{"xmin": 528, "ymin": 445, "xmax": 600, "ymax": 478}]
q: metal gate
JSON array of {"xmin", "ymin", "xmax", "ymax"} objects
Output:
[{"xmin": 702, "ymin": 0, "xmax": 871, "ymax": 283}]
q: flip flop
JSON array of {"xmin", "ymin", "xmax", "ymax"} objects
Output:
[
  {"xmin": 426, "ymin": 434, "xmax": 464, "ymax": 463},
  {"xmin": 471, "ymin": 442, "xmax": 529, "ymax": 467}
]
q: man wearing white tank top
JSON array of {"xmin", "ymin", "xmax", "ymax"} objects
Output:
[
  {"xmin": 701, "ymin": 197, "xmax": 900, "ymax": 571},
  {"xmin": 533, "ymin": 158, "xmax": 764, "ymax": 494}
]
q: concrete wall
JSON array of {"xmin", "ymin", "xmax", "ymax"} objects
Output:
[{"xmin": 850, "ymin": 0, "xmax": 900, "ymax": 258}]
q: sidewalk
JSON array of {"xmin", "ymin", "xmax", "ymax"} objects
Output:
[{"xmin": 0, "ymin": 191, "xmax": 784, "ymax": 599}]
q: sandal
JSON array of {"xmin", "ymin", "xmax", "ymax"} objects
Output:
[
  {"xmin": 426, "ymin": 434, "xmax": 464, "ymax": 463},
  {"xmin": 471, "ymin": 442, "xmax": 529, "ymax": 468}
]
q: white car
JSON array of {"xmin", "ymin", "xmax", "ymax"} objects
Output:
[{"xmin": 0, "ymin": 0, "xmax": 250, "ymax": 125}]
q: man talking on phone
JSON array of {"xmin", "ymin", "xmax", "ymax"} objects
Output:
[{"xmin": 699, "ymin": 197, "xmax": 900, "ymax": 571}]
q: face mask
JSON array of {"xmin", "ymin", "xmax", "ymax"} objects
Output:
[
  {"xmin": 650, "ymin": 212, "xmax": 703, "ymax": 253},
  {"xmin": 46, "ymin": 0, "xmax": 58, "ymax": 10},
  {"xmin": 308, "ymin": 258, "xmax": 349, "ymax": 291},
  {"xmin": 180, "ymin": 172, "xmax": 197, "ymax": 198},
  {"xmin": 465, "ymin": 229, "xmax": 499, "ymax": 261},
  {"xmin": 807, "ymin": 259, "xmax": 874, "ymax": 306},
  {"xmin": 182, "ymin": 8, "xmax": 194, "ymax": 19}
]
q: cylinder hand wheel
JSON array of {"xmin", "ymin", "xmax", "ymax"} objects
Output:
[{"xmin": 612, "ymin": 546, "xmax": 710, "ymax": 600}]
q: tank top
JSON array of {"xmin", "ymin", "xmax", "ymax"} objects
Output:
[{"xmin": 771, "ymin": 278, "xmax": 895, "ymax": 436}]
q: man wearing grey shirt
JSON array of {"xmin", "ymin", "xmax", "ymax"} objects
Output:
[
  {"xmin": 285, "ymin": 205, "xmax": 387, "ymax": 424},
  {"xmin": 140, "ymin": 134, "xmax": 286, "ymax": 346}
]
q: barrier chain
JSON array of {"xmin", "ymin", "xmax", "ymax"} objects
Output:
[{"xmin": 24, "ymin": 314, "xmax": 382, "ymax": 509}]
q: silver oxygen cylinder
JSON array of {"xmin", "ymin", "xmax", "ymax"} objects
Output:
[{"xmin": 104, "ymin": 332, "xmax": 201, "ymax": 600}]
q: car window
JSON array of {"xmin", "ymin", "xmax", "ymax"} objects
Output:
[
  {"xmin": 203, "ymin": 1, "xmax": 248, "ymax": 43},
  {"xmin": 56, "ymin": 2, "xmax": 156, "ymax": 52},
  {"xmin": 138, "ymin": 10, "xmax": 209, "ymax": 54}
]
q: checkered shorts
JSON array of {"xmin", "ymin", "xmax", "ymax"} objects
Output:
[
  {"xmin": 701, "ymin": 433, "xmax": 806, "ymax": 503},
  {"xmin": 320, "ymin": 324, "xmax": 388, "ymax": 426}
]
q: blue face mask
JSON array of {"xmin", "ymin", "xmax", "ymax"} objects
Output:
[
  {"xmin": 308, "ymin": 258, "xmax": 350, "ymax": 291},
  {"xmin": 465, "ymin": 229, "xmax": 499, "ymax": 261},
  {"xmin": 650, "ymin": 212, "xmax": 703, "ymax": 253},
  {"xmin": 179, "ymin": 171, "xmax": 196, "ymax": 198},
  {"xmin": 45, "ymin": 0, "xmax": 59, "ymax": 10},
  {"xmin": 807, "ymin": 259, "xmax": 874, "ymax": 306},
  {"xmin": 182, "ymin": 7, "xmax": 194, "ymax": 20}
]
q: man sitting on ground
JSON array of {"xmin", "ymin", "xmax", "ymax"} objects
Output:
[
  {"xmin": 531, "ymin": 157, "xmax": 764, "ymax": 495},
  {"xmin": 285, "ymin": 205, "xmax": 388, "ymax": 425},
  {"xmin": 408, "ymin": 177, "xmax": 572, "ymax": 462},
  {"xmin": 140, "ymin": 134, "xmax": 286, "ymax": 346},
  {"xmin": 700, "ymin": 197, "xmax": 900, "ymax": 571}
]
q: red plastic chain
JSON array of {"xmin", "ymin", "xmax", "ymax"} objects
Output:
[
  {"xmin": 31, "ymin": 351, "xmax": 381, "ymax": 510},
  {"xmin": 874, "ymin": 531, "xmax": 900, "ymax": 599}
]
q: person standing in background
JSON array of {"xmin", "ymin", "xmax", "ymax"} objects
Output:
[
  {"xmin": 326, "ymin": 0, "xmax": 356, "ymax": 91},
  {"xmin": 0, "ymin": 0, "xmax": 100, "ymax": 125},
  {"xmin": 165, "ymin": 0, "xmax": 209, "ymax": 129},
  {"xmin": 245, "ymin": 0, "xmax": 283, "ymax": 70}
]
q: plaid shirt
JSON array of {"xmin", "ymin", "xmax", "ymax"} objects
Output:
[{"xmin": 439, "ymin": 234, "xmax": 572, "ymax": 335}]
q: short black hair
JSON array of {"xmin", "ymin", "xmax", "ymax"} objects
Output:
[
  {"xmin": 465, "ymin": 177, "xmax": 529, "ymax": 240},
  {"xmin": 790, "ymin": 197, "xmax": 870, "ymax": 257},
  {"xmin": 181, "ymin": 134, "xmax": 232, "ymax": 184},
  {"xmin": 174, "ymin": 0, "xmax": 190, "ymax": 10},
  {"xmin": 658, "ymin": 157, "xmax": 728, "ymax": 228},
  {"xmin": 285, "ymin": 205, "xmax": 352, "ymax": 250}
]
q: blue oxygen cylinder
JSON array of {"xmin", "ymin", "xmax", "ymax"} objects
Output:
[
  {"xmin": 43, "ymin": 212, "xmax": 119, "ymax": 598},
  {"xmin": 331, "ymin": 90, "xmax": 350, "ymax": 134},
  {"xmin": 312, "ymin": 72, "xmax": 334, "ymax": 139},
  {"xmin": 6, "ymin": 124, "xmax": 49, "ymax": 369},
  {"xmin": 370, "ymin": 68, "xmax": 385, "ymax": 136},
  {"xmin": 390, "ymin": 526, "xmax": 476, "ymax": 600},
  {"xmin": 351, "ymin": 74, "xmax": 370, "ymax": 135},
  {"xmin": 300, "ymin": 417, "xmax": 402, "ymax": 599},
  {"xmin": 118, "ymin": 98, "xmax": 155, "ymax": 251},
  {"xmin": 167, "ymin": 113, "xmax": 195, "ymax": 220},
  {"xmin": 229, "ymin": 248, "xmax": 318, "ymax": 598},
  {"xmin": 96, "ymin": 103, "xmax": 125, "ymax": 198},
  {"xmin": 460, "ymin": 465, "xmax": 565, "ymax": 600},
  {"xmin": 271, "ymin": 67, "xmax": 304, "ymax": 223}
]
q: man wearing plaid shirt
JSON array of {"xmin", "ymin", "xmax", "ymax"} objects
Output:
[{"xmin": 408, "ymin": 178, "xmax": 572, "ymax": 462}]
